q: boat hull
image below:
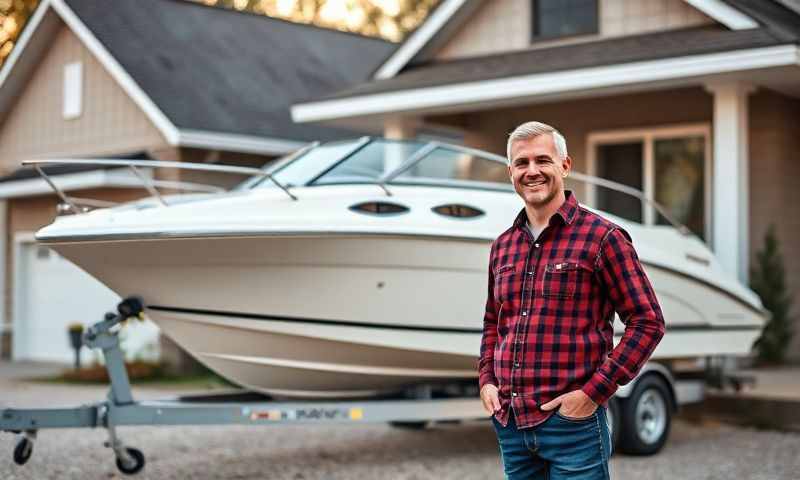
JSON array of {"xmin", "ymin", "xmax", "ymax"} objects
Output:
[{"xmin": 47, "ymin": 234, "xmax": 764, "ymax": 398}]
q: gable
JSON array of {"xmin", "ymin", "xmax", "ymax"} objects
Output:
[
  {"xmin": 0, "ymin": 23, "xmax": 167, "ymax": 170},
  {"xmin": 435, "ymin": 0, "xmax": 715, "ymax": 61}
]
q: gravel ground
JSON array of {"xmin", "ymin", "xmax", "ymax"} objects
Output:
[{"xmin": 2, "ymin": 375, "xmax": 799, "ymax": 479}]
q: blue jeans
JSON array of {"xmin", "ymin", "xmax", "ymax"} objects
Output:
[{"xmin": 492, "ymin": 407, "xmax": 612, "ymax": 480}]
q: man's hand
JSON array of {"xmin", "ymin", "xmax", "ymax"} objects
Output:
[
  {"xmin": 480, "ymin": 384, "xmax": 501, "ymax": 415},
  {"xmin": 540, "ymin": 390, "xmax": 597, "ymax": 418}
]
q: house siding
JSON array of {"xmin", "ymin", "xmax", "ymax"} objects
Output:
[
  {"xmin": 0, "ymin": 23, "xmax": 168, "ymax": 171},
  {"xmin": 749, "ymin": 90, "xmax": 800, "ymax": 361},
  {"xmin": 436, "ymin": 0, "xmax": 713, "ymax": 61}
]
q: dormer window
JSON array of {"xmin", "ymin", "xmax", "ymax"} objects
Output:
[{"xmin": 532, "ymin": 0, "xmax": 598, "ymax": 41}]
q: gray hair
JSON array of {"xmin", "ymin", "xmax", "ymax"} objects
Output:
[{"xmin": 506, "ymin": 121, "xmax": 568, "ymax": 164}]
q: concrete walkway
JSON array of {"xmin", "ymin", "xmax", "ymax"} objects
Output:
[{"xmin": 731, "ymin": 365, "xmax": 800, "ymax": 401}]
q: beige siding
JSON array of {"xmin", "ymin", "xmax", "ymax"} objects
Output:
[
  {"xmin": 437, "ymin": 0, "xmax": 531, "ymax": 60},
  {"xmin": 436, "ymin": 0, "xmax": 713, "ymax": 61},
  {"xmin": 0, "ymin": 23, "xmax": 168, "ymax": 171},
  {"xmin": 749, "ymin": 90, "xmax": 800, "ymax": 361}
]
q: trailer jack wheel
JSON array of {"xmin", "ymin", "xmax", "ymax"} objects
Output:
[
  {"xmin": 13, "ymin": 437, "xmax": 33, "ymax": 465},
  {"xmin": 115, "ymin": 447, "xmax": 145, "ymax": 475}
]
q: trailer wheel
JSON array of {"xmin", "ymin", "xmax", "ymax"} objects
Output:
[
  {"xmin": 115, "ymin": 447, "xmax": 145, "ymax": 475},
  {"xmin": 617, "ymin": 374, "xmax": 671, "ymax": 455},
  {"xmin": 13, "ymin": 437, "xmax": 33, "ymax": 465}
]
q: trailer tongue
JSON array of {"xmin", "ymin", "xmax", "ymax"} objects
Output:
[{"xmin": 1, "ymin": 297, "xmax": 486, "ymax": 476}]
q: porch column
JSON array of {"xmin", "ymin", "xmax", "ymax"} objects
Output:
[
  {"xmin": 705, "ymin": 82, "xmax": 755, "ymax": 282},
  {"xmin": 383, "ymin": 116, "xmax": 419, "ymax": 140},
  {"xmin": 383, "ymin": 116, "xmax": 420, "ymax": 173}
]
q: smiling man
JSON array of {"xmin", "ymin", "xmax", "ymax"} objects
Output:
[{"xmin": 478, "ymin": 121, "xmax": 665, "ymax": 479}]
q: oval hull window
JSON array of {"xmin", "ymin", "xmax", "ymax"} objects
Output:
[
  {"xmin": 432, "ymin": 204, "xmax": 484, "ymax": 219},
  {"xmin": 349, "ymin": 201, "xmax": 409, "ymax": 215}
]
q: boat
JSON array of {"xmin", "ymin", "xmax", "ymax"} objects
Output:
[{"xmin": 29, "ymin": 137, "xmax": 767, "ymax": 398}]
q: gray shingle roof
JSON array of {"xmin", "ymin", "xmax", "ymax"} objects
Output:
[
  {"xmin": 317, "ymin": 25, "xmax": 793, "ymax": 101},
  {"xmin": 64, "ymin": 0, "xmax": 396, "ymax": 141}
]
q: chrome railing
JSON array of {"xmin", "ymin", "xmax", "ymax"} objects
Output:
[{"xmin": 22, "ymin": 157, "xmax": 300, "ymax": 214}]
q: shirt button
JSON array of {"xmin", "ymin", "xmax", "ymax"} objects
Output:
[
  {"xmin": 512, "ymin": 392, "xmax": 518, "ymax": 397},
  {"xmin": 534, "ymin": 243, "xmax": 540, "ymax": 248},
  {"xmin": 514, "ymin": 362, "xmax": 520, "ymax": 367},
  {"xmin": 522, "ymin": 311, "xmax": 527, "ymax": 316},
  {"xmin": 527, "ymin": 271, "xmax": 533, "ymax": 276}
]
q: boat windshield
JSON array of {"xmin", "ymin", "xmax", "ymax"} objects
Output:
[
  {"xmin": 388, "ymin": 144, "xmax": 512, "ymax": 191},
  {"xmin": 250, "ymin": 138, "xmax": 366, "ymax": 189},
  {"xmin": 250, "ymin": 138, "xmax": 512, "ymax": 191}
]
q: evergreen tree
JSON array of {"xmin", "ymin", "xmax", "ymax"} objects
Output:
[{"xmin": 750, "ymin": 224, "xmax": 795, "ymax": 364}]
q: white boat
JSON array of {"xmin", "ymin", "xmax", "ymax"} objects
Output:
[{"xmin": 30, "ymin": 138, "xmax": 766, "ymax": 398}]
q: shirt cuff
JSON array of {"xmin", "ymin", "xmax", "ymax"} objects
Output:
[
  {"xmin": 479, "ymin": 371, "xmax": 498, "ymax": 391},
  {"xmin": 582, "ymin": 371, "xmax": 618, "ymax": 406}
]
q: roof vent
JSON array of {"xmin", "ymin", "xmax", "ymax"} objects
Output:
[
  {"xmin": 432, "ymin": 204, "xmax": 484, "ymax": 219},
  {"xmin": 349, "ymin": 201, "xmax": 409, "ymax": 216}
]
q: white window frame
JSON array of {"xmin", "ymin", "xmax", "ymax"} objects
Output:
[
  {"xmin": 586, "ymin": 123, "xmax": 712, "ymax": 241},
  {"xmin": 63, "ymin": 61, "xmax": 83, "ymax": 120}
]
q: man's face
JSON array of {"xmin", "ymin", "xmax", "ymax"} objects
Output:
[{"xmin": 508, "ymin": 134, "xmax": 572, "ymax": 209}]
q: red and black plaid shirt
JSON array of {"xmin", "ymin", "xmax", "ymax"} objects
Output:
[{"xmin": 479, "ymin": 191, "xmax": 665, "ymax": 428}]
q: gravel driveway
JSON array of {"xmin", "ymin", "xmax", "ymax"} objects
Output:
[{"xmin": 2, "ymin": 374, "xmax": 799, "ymax": 479}]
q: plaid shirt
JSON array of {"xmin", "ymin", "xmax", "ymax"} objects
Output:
[{"xmin": 479, "ymin": 191, "xmax": 665, "ymax": 428}]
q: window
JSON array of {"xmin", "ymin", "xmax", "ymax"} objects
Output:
[
  {"xmin": 588, "ymin": 126, "xmax": 710, "ymax": 240},
  {"xmin": 349, "ymin": 201, "xmax": 409, "ymax": 216},
  {"xmin": 432, "ymin": 204, "xmax": 485, "ymax": 219},
  {"xmin": 63, "ymin": 62, "xmax": 83, "ymax": 119},
  {"xmin": 532, "ymin": 0, "xmax": 598, "ymax": 40}
]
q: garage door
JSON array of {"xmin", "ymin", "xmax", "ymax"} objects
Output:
[{"xmin": 13, "ymin": 241, "xmax": 160, "ymax": 364}]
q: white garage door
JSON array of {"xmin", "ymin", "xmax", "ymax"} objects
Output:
[{"xmin": 13, "ymin": 241, "xmax": 160, "ymax": 364}]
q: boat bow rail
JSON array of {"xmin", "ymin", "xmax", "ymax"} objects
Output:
[
  {"xmin": 24, "ymin": 138, "xmax": 693, "ymax": 236},
  {"xmin": 21, "ymin": 145, "xmax": 317, "ymax": 213}
]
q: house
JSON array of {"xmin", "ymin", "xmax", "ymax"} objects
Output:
[
  {"xmin": 292, "ymin": 0, "xmax": 800, "ymax": 360},
  {"xmin": 0, "ymin": 0, "xmax": 394, "ymax": 365}
]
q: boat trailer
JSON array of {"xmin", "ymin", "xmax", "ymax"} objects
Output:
[{"xmin": 1, "ymin": 297, "xmax": 486, "ymax": 475}]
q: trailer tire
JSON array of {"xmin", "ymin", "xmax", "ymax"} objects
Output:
[
  {"xmin": 116, "ymin": 447, "xmax": 145, "ymax": 475},
  {"xmin": 13, "ymin": 437, "xmax": 33, "ymax": 465},
  {"xmin": 617, "ymin": 374, "xmax": 671, "ymax": 455}
]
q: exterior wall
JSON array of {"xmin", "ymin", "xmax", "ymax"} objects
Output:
[
  {"xmin": 0, "ymin": 23, "xmax": 168, "ymax": 171},
  {"xmin": 749, "ymin": 90, "xmax": 800, "ymax": 361},
  {"xmin": 1, "ymin": 188, "xmax": 145, "ymax": 359},
  {"xmin": 436, "ymin": 0, "xmax": 713, "ymax": 60}
]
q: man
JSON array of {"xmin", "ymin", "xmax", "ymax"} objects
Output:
[{"xmin": 478, "ymin": 121, "xmax": 665, "ymax": 479}]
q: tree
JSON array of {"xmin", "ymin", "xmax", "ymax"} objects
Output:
[
  {"xmin": 199, "ymin": 0, "xmax": 439, "ymax": 41},
  {"xmin": 750, "ymin": 224, "xmax": 795, "ymax": 364},
  {"xmin": 0, "ymin": 0, "xmax": 40, "ymax": 68},
  {"xmin": 0, "ymin": 0, "xmax": 439, "ymax": 69}
]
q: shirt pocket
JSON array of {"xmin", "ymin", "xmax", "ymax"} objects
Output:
[
  {"xmin": 540, "ymin": 261, "xmax": 592, "ymax": 299},
  {"xmin": 493, "ymin": 264, "xmax": 517, "ymax": 303}
]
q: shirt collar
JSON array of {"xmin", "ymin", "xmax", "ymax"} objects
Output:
[{"xmin": 513, "ymin": 190, "xmax": 579, "ymax": 229}]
